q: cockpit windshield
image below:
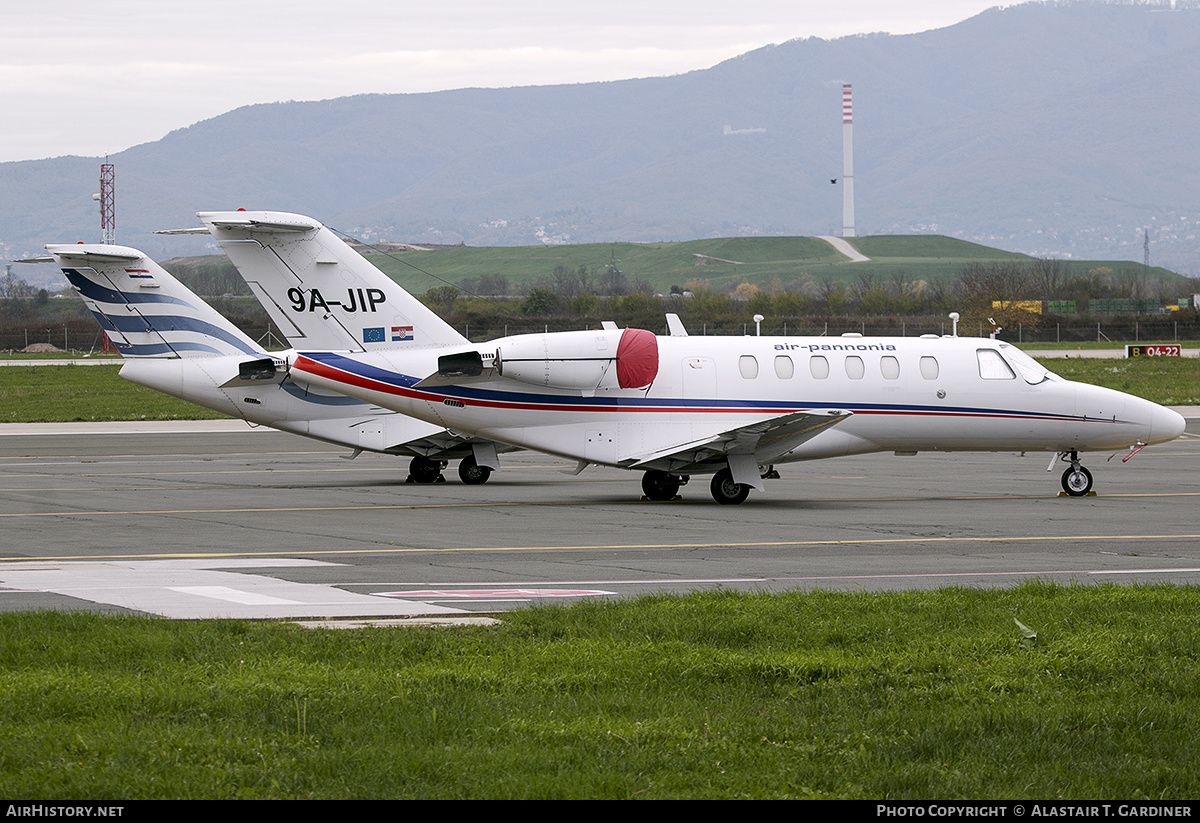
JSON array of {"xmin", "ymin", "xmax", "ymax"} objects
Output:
[{"xmin": 997, "ymin": 343, "xmax": 1053, "ymax": 385}]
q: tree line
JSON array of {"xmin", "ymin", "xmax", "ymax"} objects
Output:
[{"xmin": 428, "ymin": 259, "xmax": 1194, "ymax": 335}]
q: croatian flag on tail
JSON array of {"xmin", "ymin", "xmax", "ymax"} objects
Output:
[{"xmin": 392, "ymin": 326, "xmax": 413, "ymax": 342}]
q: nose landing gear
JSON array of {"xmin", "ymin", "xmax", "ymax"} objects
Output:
[{"xmin": 1054, "ymin": 451, "xmax": 1094, "ymax": 496}]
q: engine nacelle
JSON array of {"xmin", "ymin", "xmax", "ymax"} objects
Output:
[{"xmin": 495, "ymin": 327, "xmax": 659, "ymax": 391}]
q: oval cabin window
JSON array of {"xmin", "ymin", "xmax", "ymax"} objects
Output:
[
  {"xmin": 845, "ymin": 355, "xmax": 865, "ymax": 379},
  {"xmin": 810, "ymin": 355, "xmax": 830, "ymax": 379},
  {"xmin": 881, "ymin": 355, "xmax": 900, "ymax": 380},
  {"xmin": 920, "ymin": 356, "xmax": 939, "ymax": 380},
  {"xmin": 739, "ymin": 355, "xmax": 759, "ymax": 379},
  {"xmin": 774, "ymin": 355, "xmax": 794, "ymax": 379}
]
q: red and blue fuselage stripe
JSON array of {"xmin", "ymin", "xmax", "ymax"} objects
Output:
[{"xmin": 293, "ymin": 351, "xmax": 1115, "ymax": 425}]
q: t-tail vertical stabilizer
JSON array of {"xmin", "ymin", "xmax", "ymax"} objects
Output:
[
  {"xmin": 48, "ymin": 244, "xmax": 264, "ymax": 359},
  {"xmin": 198, "ymin": 211, "xmax": 468, "ymax": 352}
]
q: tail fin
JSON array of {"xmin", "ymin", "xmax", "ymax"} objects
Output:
[
  {"xmin": 48, "ymin": 244, "xmax": 264, "ymax": 358},
  {"xmin": 199, "ymin": 211, "xmax": 469, "ymax": 352}
]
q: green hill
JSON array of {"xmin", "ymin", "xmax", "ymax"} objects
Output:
[
  {"xmin": 362, "ymin": 234, "xmax": 1179, "ymax": 295},
  {"xmin": 164, "ymin": 234, "xmax": 1184, "ymax": 298}
]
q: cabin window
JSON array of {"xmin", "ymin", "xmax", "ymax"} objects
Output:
[
  {"xmin": 880, "ymin": 355, "xmax": 900, "ymax": 380},
  {"xmin": 809, "ymin": 355, "xmax": 830, "ymax": 379},
  {"xmin": 774, "ymin": 355, "xmax": 794, "ymax": 379},
  {"xmin": 845, "ymin": 355, "xmax": 865, "ymax": 379},
  {"xmin": 977, "ymin": 349, "xmax": 1016, "ymax": 380},
  {"xmin": 919, "ymin": 356, "xmax": 939, "ymax": 380},
  {"xmin": 739, "ymin": 355, "xmax": 759, "ymax": 379}
]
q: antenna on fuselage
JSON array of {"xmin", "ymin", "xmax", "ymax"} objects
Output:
[{"xmin": 949, "ymin": 312, "xmax": 960, "ymax": 337}]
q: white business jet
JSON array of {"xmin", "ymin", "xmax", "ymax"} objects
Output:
[
  {"xmin": 42, "ymin": 243, "xmax": 509, "ymax": 484},
  {"xmin": 200, "ymin": 210, "xmax": 1186, "ymax": 505}
]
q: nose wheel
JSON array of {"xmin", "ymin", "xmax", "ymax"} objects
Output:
[
  {"xmin": 1056, "ymin": 451, "xmax": 1093, "ymax": 496},
  {"xmin": 1061, "ymin": 465, "xmax": 1093, "ymax": 496}
]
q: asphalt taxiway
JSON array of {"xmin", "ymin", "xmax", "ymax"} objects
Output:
[{"xmin": 2, "ymin": 422, "xmax": 1199, "ymax": 619}]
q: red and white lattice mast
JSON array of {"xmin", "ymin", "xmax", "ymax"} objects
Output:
[
  {"xmin": 842, "ymin": 84, "xmax": 855, "ymax": 238},
  {"xmin": 99, "ymin": 158, "xmax": 115, "ymax": 245}
]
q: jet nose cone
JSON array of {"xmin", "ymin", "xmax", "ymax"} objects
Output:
[{"xmin": 1150, "ymin": 404, "xmax": 1186, "ymax": 444}]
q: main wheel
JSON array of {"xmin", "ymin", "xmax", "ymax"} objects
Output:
[
  {"xmin": 641, "ymin": 470, "xmax": 681, "ymax": 501},
  {"xmin": 458, "ymin": 455, "xmax": 492, "ymax": 485},
  {"xmin": 709, "ymin": 468, "xmax": 750, "ymax": 505},
  {"xmin": 409, "ymin": 456, "xmax": 444, "ymax": 484},
  {"xmin": 1061, "ymin": 465, "xmax": 1093, "ymax": 496}
]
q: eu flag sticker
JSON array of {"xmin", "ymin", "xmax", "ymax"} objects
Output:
[{"xmin": 363, "ymin": 327, "xmax": 385, "ymax": 343}]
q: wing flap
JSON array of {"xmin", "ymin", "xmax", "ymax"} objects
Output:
[{"xmin": 627, "ymin": 409, "xmax": 853, "ymax": 474}]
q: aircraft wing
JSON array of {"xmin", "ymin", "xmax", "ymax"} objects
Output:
[{"xmin": 625, "ymin": 409, "xmax": 852, "ymax": 479}]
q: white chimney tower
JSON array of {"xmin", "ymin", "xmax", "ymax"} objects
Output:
[{"xmin": 842, "ymin": 84, "xmax": 855, "ymax": 238}]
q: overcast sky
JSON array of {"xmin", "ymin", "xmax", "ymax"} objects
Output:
[{"xmin": 1, "ymin": 0, "xmax": 1002, "ymax": 164}]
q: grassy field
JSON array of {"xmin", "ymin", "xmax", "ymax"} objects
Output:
[
  {"xmin": 2, "ymin": 585, "xmax": 1198, "ymax": 799},
  {"xmin": 0, "ymin": 364, "xmax": 226, "ymax": 423},
  {"xmin": 1042, "ymin": 355, "xmax": 1200, "ymax": 406}
]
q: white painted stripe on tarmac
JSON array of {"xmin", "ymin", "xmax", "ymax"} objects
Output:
[
  {"xmin": 168, "ymin": 586, "xmax": 302, "ymax": 606},
  {"xmin": 0, "ymin": 558, "xmax": 467, "ymax": 619}
]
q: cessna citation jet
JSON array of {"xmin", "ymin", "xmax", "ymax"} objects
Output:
[
  {"xmin": 198, "ymin": 210, "xmax": 1186, "ymax": 505},
  {"xmin": 41, "ymin": 243, "xmax": 510, "ymax": 484}
]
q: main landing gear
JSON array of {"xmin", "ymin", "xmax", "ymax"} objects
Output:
[
  {"xmin": 407, "ymin": 455, "xmax": 495, "ymax": 485},
  {"xmin": 1055, "ymin": 450, "xmax": 1094, "ymax": 496},
  {"xmin": 709, "ymin": 468, "xmax": 751, "ymax": 505},
  {"xmin": 406, "ymin": 456, "xmax": 447, "ymax": 484},
  {"xmin": 640, "ymin": 470, "xmax": 688, "ymax": 501},
  {"xmin": 641, "ymin": 466, "xmax": 765, "ymax": 504},
  {"xmin": 458, "ymin": 454, "xmax": 493, "ymax": 485}
]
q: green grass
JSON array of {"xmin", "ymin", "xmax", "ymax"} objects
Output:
[
  {"xmin": 0, "ymin": 352, "xmax": 122, "ymax": 360},
  {"xmin": 1037, "ymin": 356, "xmax": 1200, "ymax": 406},
  {"xmin": 0, "ymin": 365, "xmax": 227, "ymax": 423},
  {"xmin": 2, "ymin": 584, "xmax": 1200, "ymax": 798},
  {"xmin": 850, "ymin": 235, "xmax": 1033, "ymax": 260}
]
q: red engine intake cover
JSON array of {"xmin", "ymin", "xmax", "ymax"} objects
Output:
[{"xmin": 615, "ymin": 328, "xmax": 659, "ymax": 389}]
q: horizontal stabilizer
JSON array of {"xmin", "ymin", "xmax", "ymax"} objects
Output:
[
  {"xmin": 44, "ymin": 248, "xmax": 142, "ymax": 263},
  {"xmin": 206, "ymin": 215, "xmax": 319, "ymax": 233},
  {"xmin": 153, "ymin": 227, "xmax": 209, "ymax": 236}
]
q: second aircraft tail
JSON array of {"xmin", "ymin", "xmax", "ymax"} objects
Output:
[{"xmin": 47, "ymin": 244, "xmax": 265, "ymax": 359}]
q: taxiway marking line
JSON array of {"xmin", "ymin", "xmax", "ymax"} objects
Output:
[
  {"xmin": 5, "ymin": 489, "xmax": 1200, "ymax": 519},
  {"xmin": 3, "ymin": 533, "xmax": 1200, "ymax": 563}
]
